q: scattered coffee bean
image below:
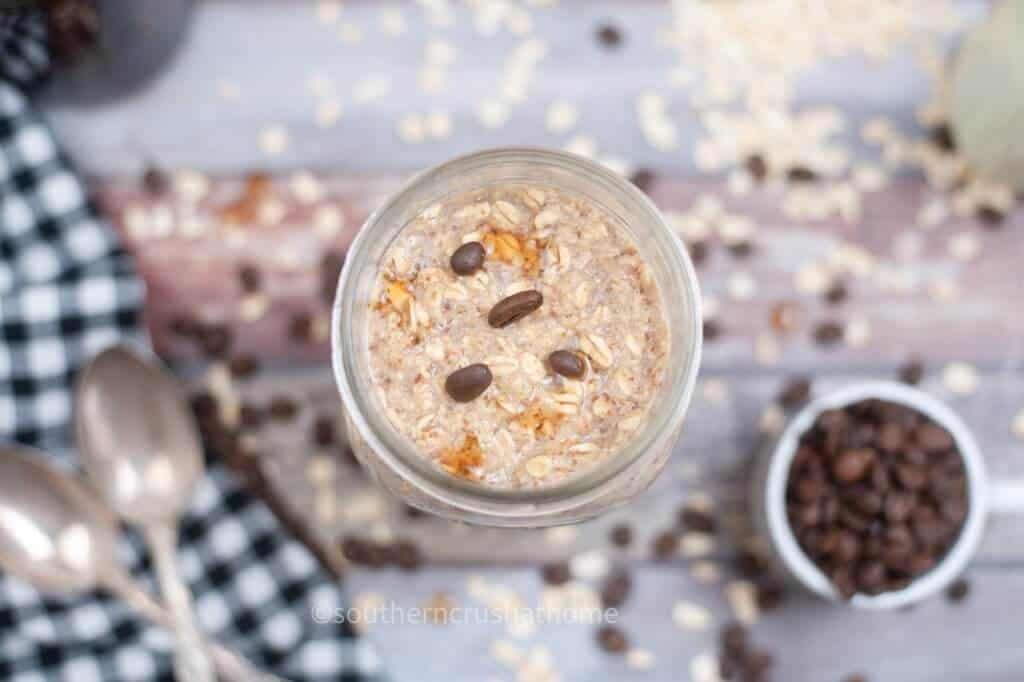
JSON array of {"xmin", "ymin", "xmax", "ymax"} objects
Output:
[
  {"xmin": 718, "ymin": 622, "xmax": 776, "ymax": 682},
  {"xmin": 930, "ymin": 123, "xmax": 956, "ymax": 152},
  {"xmin": 745, "ymin": 154, "xmax": 768, "ymax": 181},
  {"xmin": 445, "ymin": 363, "xmax": 493, "ymax": 402},
  {"xmin": 393, "ymin": 540, "xmax": 423, "ymax": 571},
  {"xmin": 630, "ymin": 168, "xmax": 655, "ymax": 195},
  {"xmin": 169, "ymin": 315, "xmax": 200, "ymax": 338},
  {"xmin": 596, "ymin": 24, "xmax": 623, "ymax": 49},
  {"xmin": 541, "ymin": 561, "xmax": 571, "ymax": 586},
  {"xmin": 946, "ymin": 577, "xmax": 970, "ymax": 602},
  {"xmin": 320, "ymin": 251, "xmax": 346, "ymax": 303},
  {"xmin": 728, "ymin": 240, "xmax": 754, "ymax": 259},
  {"xmin": 756, "ymin": 581, "xmax": 785, "ymax": 611},
  {"xmin": 190, "ymin": 391, "xmax": 218, "ymax": 422},
  {"xmin": 596, "ymin": 625, "xmax": 628, "ymax": 654},
  {"xmin": 787, "ymin": 399, "xmax": 967, "ymax": 598},
  {"xmin": 240, "ymin": 403, "xmax": 265, "ymax": 429},
  {"xmin": 290, "ymin": 312, "xmax": 314, "ymax": 342},
  {"xmin": 198, "ymin": 324, "xmax": 233, "ymax": 358},
  {"xmin": 976, "ymin": 205, "xmax": 1005, "ymax": 228},
  {"xmin": 268, "ymin": 395, "xmax": 298, "ymax": 421},
  {"xmin": 141, "ymin": 166, "xmax": 168, "ymax": 195},
  {"xmin": 778, "ymin": 377, "xmax": 811, "ymax": 408},
  {"xmin": 735, "ymin": 550, "xmax": 770, "ymax": 580},
  {"xmin": 312, "ymin": 416, "xmax": 336, "ymax": 447},
  {"xmin": 703, "ymin": 319, "xmax": 722, "ymax": 342},
  {"xmin": 450, "ymin": 241, "xmax": 486, "ymax": 275},
  {"xmin": 813, "ymin": 320, "xmax": 843, "ymax": 346},
  {"xmin": 787, "ymin": 165, "xmax": 818, "ymax": 183},
  {"xmin": 679, "ymin": 506, "xmax": 716, "ymax": 533},
  {"xmin": 488, "ymin": 290, "xmax": 543, "ymax": 328},
  {"xmin": 228, "ymin": 354, "xmax": 259, "ymax": 379},
  {"xmin": 609, "ymin": 523, "xmax": 633, "ymax": 548},
  {"xmin": 824, "ymin": 281, "xmax": 848, "ymax": 305},
  {"xmin": 600, "ymin": 570, "xmax": 632, "ymax": 608},
  {"xmin": 898, "ymin": 358, "xmax": 924, "ymax": 385},
  {"xmin": 652, "ymin": 530, "xmax": 678, "ymax": 560},
  {"xmin": 549, "ymin": 350, "xmax": 586, "ymax": 379},
  {"xmin": 843, "ymin": 675, "xmax": 869, "ymax": 682},
  {"xmin": 238, "ymin": 263, "xmax": 262, "ymax": 293},
  {"xmin": 688, "ymin": 241, "xmax": 709, "ymax": 265}
]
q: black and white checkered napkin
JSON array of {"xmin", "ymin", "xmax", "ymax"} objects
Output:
[{"xmin": 0, "ymin": 13, "xmax": 378, "ymax": 682}]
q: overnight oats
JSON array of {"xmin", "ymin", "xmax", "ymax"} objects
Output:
[
  {"xmin": 367, "ymin": 184, "xmax": 670, "ymax": 489},
  {"xmin": 332, "ymin": 149, "xmax": 702, "ymax": 525}
]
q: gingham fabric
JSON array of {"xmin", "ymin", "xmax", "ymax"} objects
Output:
[{"xmin": 0, "ymin": 14, "xmax": 378, "ymax": 682}]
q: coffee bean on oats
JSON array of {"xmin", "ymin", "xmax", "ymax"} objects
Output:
[
  {"xmin": 549, "ymin": 350, "xmax": 586, "ymax": 379},
  {"xmin": 596, "ymin": 625, "xmax": 628, "ymax": 654},
  {"xmin": 445, "ymin": 363, "xmax": 493, "ymax": 402},
  {"xmin": 488, "ymin": 290, "xmax": 543, "ymax": 328},
  {"xmin": 450, "ymin": 241, "xmax": 485, "ymax": 275}
]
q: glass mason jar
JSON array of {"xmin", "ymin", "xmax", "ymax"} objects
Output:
[{"xmin": 331, "ymin": 148, "xmax": 702, "ymax": 527}]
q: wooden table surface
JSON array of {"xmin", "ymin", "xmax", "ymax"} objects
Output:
[{"xmin": 39, "ymin": 1, "xmax": 1024, "ymax": 681}]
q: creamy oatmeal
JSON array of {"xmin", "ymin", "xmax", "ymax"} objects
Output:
[{"xmin": 367, "ymin": 183, "xmax": 669, "ymax": 488}]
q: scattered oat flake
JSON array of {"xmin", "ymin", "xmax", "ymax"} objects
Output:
[
  {"xmin": 314, "ymin": 205, "xmax": 344, "ymax": 239},
  {"xmin": 239, "ymin": 294, "xmax": 268, "ymax": 322},
  {"xmin": 1013, "ymin": 409, "xmax": 1024, "ymax": 440},
  {"xmin": 315, "ymin": 98, "xmax": 343, "ymax": 128},
  {"xmin": 476, "ymin": 98, "xmax": 509, "ymax": 129},
  {"xmin": 354, "ymin": 76, "xmax": 391, "ymax": 103},
  {"xmin": 426, "ymin": 109, "xmax": 453, "ymax": 139},
  {"xmin": 259, "ymin": 125, "xmax": 289, "ymax": 157},
  {"xmin": 680, "ymin": 532, "xmax": 716, "ymax": 558},
  {"xmin": 316, "ymin": 0, "xmax": 343, "ymax": 24},
  {"xmin": 570, "ymin": 550, "xmax": 609, "ymax": 581},
  {"xmin": 546, "ymin": 99, "xmax": 579, "ymax": 134},
  {"xmin": 759, "ymin": 404, "xmax": 786, "ymax": 435},
  {"xmin": 338, "ymin": 22, "xmax": 363, "ymax": 44},
  {"xmin": 701, "ymin": 378, "xmax": 730, "ymax": 405},
  {"xmin": 690, "ymin": 651, "xmax": 722, "ymax": 682},
  {"xmin": 672, "ymin": 601, "xmax": 712, "ymax": 631},
  {"xmin": 215, "ymin": 79, "xmax": 241, "ymax": 101},
  {"xmin": 727, "ymin": 272, "xmax": 756, "ymax": 301},
  {"xmin": 544, "ymin": 525, "xmax": 578, "ymax": 546},
  {"xmin": 726, "ymin": 580, "xmax": 760, "ymax": 625},
  {"xmin": 690, "ymin": 560, "xmax": 720, "ymax": 584},
  {"xmin": 290, "ymin": 171, "xmax": 325, "ymax": 203},
  {"xmin": 564, "ymin": 135, "xmax": 597, "ymax": 159},
  {"xmin": 379, "ymin": 7, "xmax": 406, "ymax": 35},
  {"xmin": 943, "ymin": 362, "xmax": 979, "ymax": 395},
  {"xmin": 949, "ymin": 232, "xmax": 981, "ymax": 261},
  {"xmin": 626, "ymin": 648, "xmax": 655, "ymax": 671},
  {"xmin": 845, "ymin": 315, "xmax": 872, "ymax": 348},
  {"xmin": 397, "ymin": 113, "xmax": 426, "ymax": 143}
]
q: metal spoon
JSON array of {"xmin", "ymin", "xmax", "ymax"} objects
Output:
[
  {"xmin": 75, "ymin": 345, "xmax": 215, "ymax": 682},
  {"xmin": 0, "ymin": 444, "xmax": 280, "ymax": 681}
]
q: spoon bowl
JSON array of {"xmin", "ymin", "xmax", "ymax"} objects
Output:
[
  {"xmin": 0, "ymin": 444, "xmax": 121, "ymax": 594},
  {"xmin": 75, "ymin": 344, "xmax": 203, "ymax": 526}
]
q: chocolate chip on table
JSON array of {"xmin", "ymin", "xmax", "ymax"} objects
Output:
[
  {"xmin": 703, "ymin": 319, "xmax": 722, "ymax": 342},
  {"xmin": 787, "ymin": 398, "xmax": 968, "ymax": 599},
  {"xmin": 600, "ymin": 570, "xmax": 632, "ymax": 608},
  {"xmin": 168, "ymin": 315, "xmax": 200, "ymax": 338},
  {"xmin": 728, "ymin": 240, "xmax": 754, "ymax": 259},
  {"xmin": 813, "ymin": 320, "xmax": 843, "ymax": 346},
  {"xmin": 687, "ymin": 240, "xmax": 709, "ymax": 265},
  {"xmin": 450, "ymin": 241, "xmax": 486, "ymax": 275},
  {"xmin": 651, "ymin": 530, "xmax": 678, "ymax": 560},
  {"xmin": 946, "ymin": 577, "xmax": 970, "ymax": 602},
  {"xmin": 445, "ymin": 363, "xmax": 493, "ymax": 402},
  {"xmin": 393, "ymin": 540, "xmax": 423, "ymax": 571},
  {"xmin": 548, "ymin": 350, "xmax": 586, "ymax": 379},
  {"xmin": 898, "ymin": 358, "xmax": 924, "ymax": 385},
  {"xmin": 190, "ymin": 391, "xmax": 218, "ymax": 422},
  {"xmin": 976, "ymin": 205, "xmax": 1005, "ymax": 228},
  {"xmin": 596, "ymin": 625, "xmax": 629, "ymax": 654},
  {"xmin": 268, "ymin": 395, "xmax": 298, "ymax": 421},
  {"xmin": 238, "ymin": 263, "xmax": 262, "ymax": 293},
  {"xmin": 541, "ymin": 561, "xmax": 571, "ymax": 586},
  {"xmin": 609, "ymin": 523, "xmax": 633, "ymax": 548},
  {"xmin": 487, "ymin": 290, "xmax": 544, "ymax": 328},
  {"xmin": 240, "ymin": 403, "xmax": 265, "ymax": 429},
  {"xmin": 596, "ymin": 24, "xmax": 623, "ymax": 49},
  {"xmin": 228, "ymin": 354, "xmax": 259, "ymax": 379}
]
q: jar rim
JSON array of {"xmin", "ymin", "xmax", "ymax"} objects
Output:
[{"xmin": 331, "ymin": 147, "xmax": 703, "ymax": 517}]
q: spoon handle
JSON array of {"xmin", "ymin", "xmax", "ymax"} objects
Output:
[
  {"xmin": 104, "ymin": 570, "xmax": 285, "ymax": 682},
  {"xmin": 145, "ymin": 523, "xmax": 217, "ymax": 682}
]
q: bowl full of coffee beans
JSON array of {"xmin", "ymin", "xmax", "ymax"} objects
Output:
[{"xmin": 758, "ymin": 382, "xmax": 990, "ymax": 609}]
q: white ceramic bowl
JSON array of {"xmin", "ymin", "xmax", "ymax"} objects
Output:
[{"xmin": 755, "ymin": 381, "xmax": 990, "ymax": 609}]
